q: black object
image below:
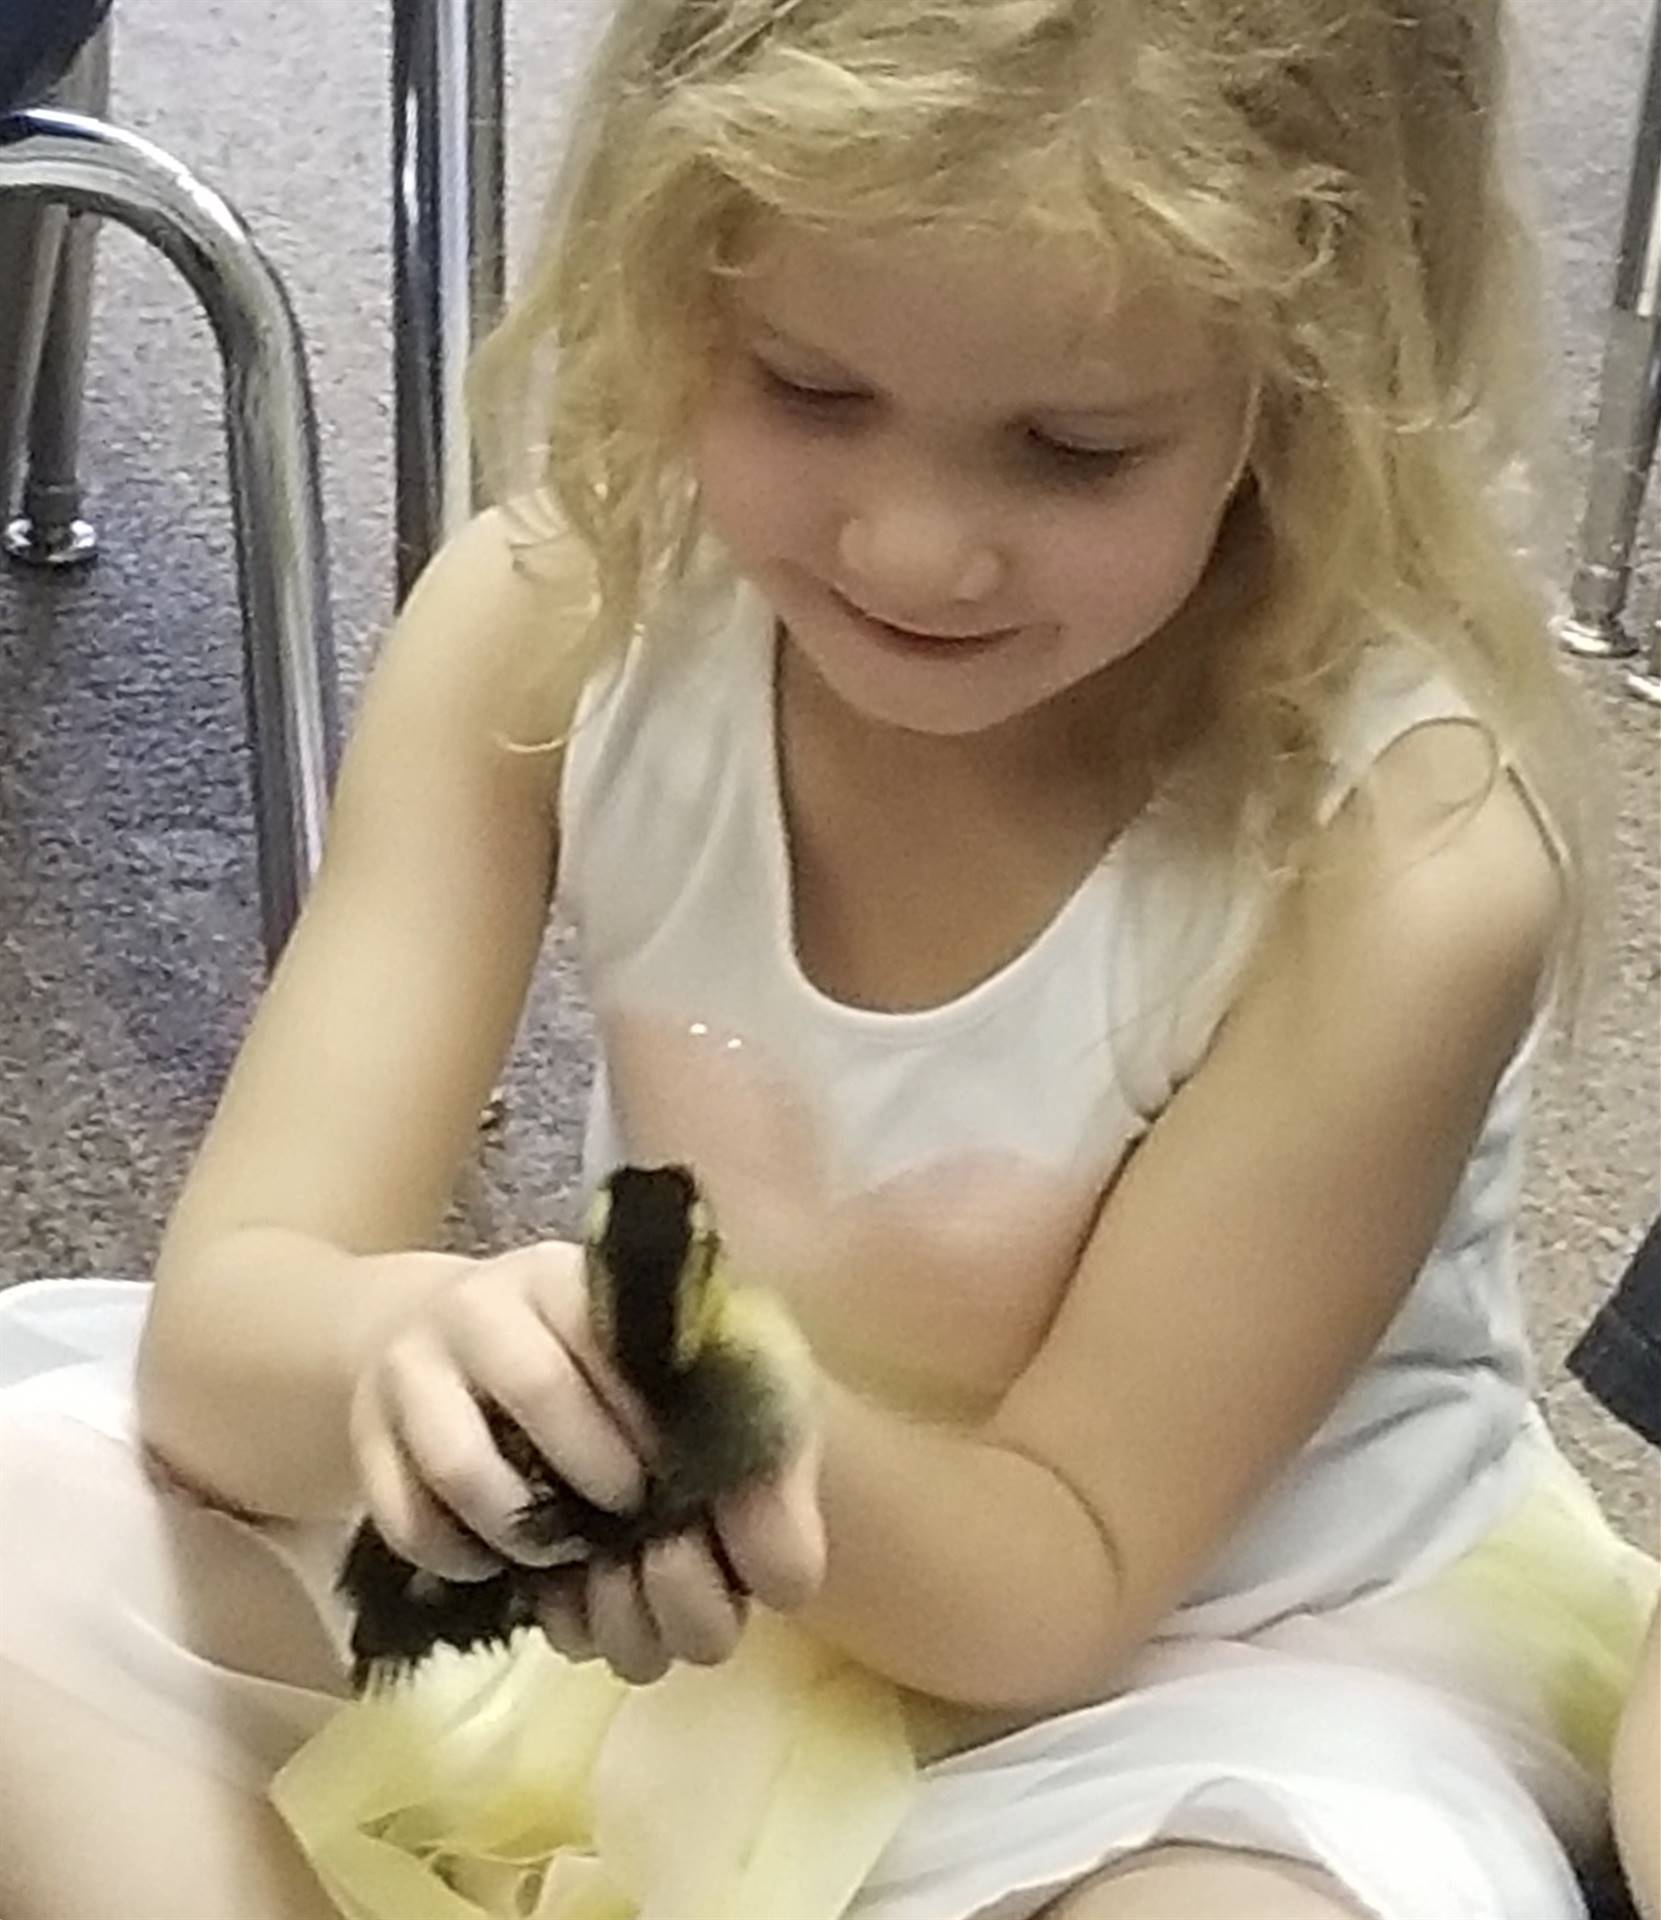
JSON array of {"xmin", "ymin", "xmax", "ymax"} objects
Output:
[
  {"xmin": 336, "ymin": 1409, "xmax": 575, "ymax": 1691},
  {"xmin": 0, "ymin": 0, "xmax": 113, "ymax": 112},
  {"xmin": 336, "ymin": 1400, "xmax": 751, "ymax": 1691},
  {"xmin": 1580, "ymin": 1837, "xmax": 1644, "ymax": 1920},
  {"xmin": 1570, "ymin": 1211, "xmax": 1661, "ymax": 1450},
  {"xmin": 338, "ymin": 1165, "xmax": 795, "ymax": 1691}
]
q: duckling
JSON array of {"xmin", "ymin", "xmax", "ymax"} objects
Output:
[{"xmin": 338, "ymin": 1163, "xmax": 811, "ymax": 1691}]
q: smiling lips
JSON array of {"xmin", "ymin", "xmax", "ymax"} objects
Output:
[{"xmin": 834, "ymin": 588, "xmax": 1020, "ymax": 648}]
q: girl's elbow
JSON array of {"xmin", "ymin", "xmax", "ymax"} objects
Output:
[
  {"xmin": 132, "ymin": 1293, "xmax": 182, "ymax": 1457},
  {"xmin": 132, "ymin": 1287, "xmax": 267, "ymax": 1516},
  {"xmin": 945, "ymin": 1559, "xmax": 1133, "ymax": 1716},
  {"xmin": 132, "ymin": 1315, "xmax": 217, "ymax": 1495}
]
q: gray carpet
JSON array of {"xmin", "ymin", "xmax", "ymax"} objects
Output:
[{"xmin": 0, "ymin": 0, "xmax": 1656, "ymax": 1543}]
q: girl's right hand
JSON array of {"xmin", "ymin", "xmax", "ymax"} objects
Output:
[{"xmin": 347, "ymin": 1241, "xmax": 655, "ymax": 1581}]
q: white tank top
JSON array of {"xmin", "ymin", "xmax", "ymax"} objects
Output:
[{"xmin": 555, "ymin": 564, "xmax": 1547, "ymax": 1636}]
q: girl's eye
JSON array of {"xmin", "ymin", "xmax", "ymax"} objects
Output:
[
  {"xmin": 747, "ymin": 358, "xmax": 1144, "ymax": 482},
  {"xmin": 1027, "ymin": 433, "xmax": 1140, "ymax": 481},
  {"xmin": 754, "ymin": 361, "xmax": 868, "ymax": 410}
]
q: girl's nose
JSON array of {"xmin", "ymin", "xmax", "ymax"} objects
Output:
[{"xmin": 837, "ymin": 501, "xmax": 1004, "ymax": 612}]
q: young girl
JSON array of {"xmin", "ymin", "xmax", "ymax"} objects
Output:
[{"xmin": 0, "ymin": 2, "xmax": 1655, "ymax": 1916}]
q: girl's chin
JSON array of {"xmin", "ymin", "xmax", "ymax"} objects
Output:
[{"xmin": 783, "ymin": 618, "xmax": 1060, "ymax": 740}]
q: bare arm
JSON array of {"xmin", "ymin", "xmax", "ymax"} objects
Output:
[
  {"xmin": 136, "ymin": 508, "xmax": 585, "ymax": 1522},
  {"xmin": 783, "ymin": 725, "xmax": 1564, "ymax": 1710}
]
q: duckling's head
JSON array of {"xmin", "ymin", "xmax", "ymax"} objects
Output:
[{"xmin": 582, "ymin": 1164, "xmax": 722, "ymax": 1397}]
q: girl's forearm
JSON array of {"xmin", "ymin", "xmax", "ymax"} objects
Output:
[
  {"xmin": 135, "ymin": 1227, "xmax": 467, "ymax": 1523},
  {"xmin": 802, "ymin": 1377, "xmax": 1127, "ymax": 1712},
  {"xmin": 138, "ymin": 1236, "xmax": 1130, "ymax": 1708}
]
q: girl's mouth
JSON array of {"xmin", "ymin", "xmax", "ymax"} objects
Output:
[{"xmin": 833, "ymin": 589, "xmax": 1022, "ymax": 653}]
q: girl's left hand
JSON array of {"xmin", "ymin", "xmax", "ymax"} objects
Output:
[{"xmin": 530, "ymin": 1426, "xmax": 827, "ymax": 1685}]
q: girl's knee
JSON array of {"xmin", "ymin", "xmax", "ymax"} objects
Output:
[
  {"xmin": 0, "ymin": 1403, "xmax": 347, "ymax": 1714},
  {"xmin": 1039, "ymin": 1843, "xmax": 1368, "ymax": 1919},
  {"xmin": 0, "ymin": 1658, "xmax": 339, "ymax": 1920}
]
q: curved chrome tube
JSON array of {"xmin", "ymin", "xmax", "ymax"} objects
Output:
[{"xmin": 0, "ymin": 106, "xmax": 340, "ymax": 963}]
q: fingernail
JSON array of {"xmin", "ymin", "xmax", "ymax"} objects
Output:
[{"xmin": 518, "ymin": 1536, "xmax": 591, "ymax": 1569}]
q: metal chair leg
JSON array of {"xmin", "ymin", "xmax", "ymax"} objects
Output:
[
  {"xmin": 0, "ymin": 107, "xmax": 340, "ymax": 967},
  {"xmin": 0, "ymin": 194, "xmax": 65, "ymax": 532},
  {"xmin": 3, "ymin": 18, "xmax": 109, "ymax": 570},
  {"xmin": 1558, "ymin": 3, "xmax": 1661, "ymax": 675},
  {"xmin": 1557, "ymin": 310, "xmax": 1661, "ymax": 662},
  {"xmin": 391, "ymin": 0, "xmax": 511, "ymax": 1133},
  {"xmin": 392, "ymin": 0, "xmax": 505, "ymax": 606}
]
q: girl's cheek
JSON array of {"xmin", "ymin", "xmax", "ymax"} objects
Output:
[
  {"xmin": 696, "ymin": 412, "xmax": 816, "ymax": 553},
  {"xmin": 690, "ymin": 414, "xmax": 754, "ymax": 541}
]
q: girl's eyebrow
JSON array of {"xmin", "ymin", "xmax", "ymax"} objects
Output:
[{"xmin": 739, "ymin": 311, "xmax": 1196, "ymax": 423}]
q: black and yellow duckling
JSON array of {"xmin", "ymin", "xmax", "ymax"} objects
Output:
[{"xmin": 337, "ymin": 1163, "xmax": 811, "ymax": 1692}]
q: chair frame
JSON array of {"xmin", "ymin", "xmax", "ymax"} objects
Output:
[
  {"xmin": 1554, "ymin": 3, "xmax": 1661, "ymax": 705},
  {"xmin": 1, "ymin": 0, "xmax": 513, "ymax": 963},
  {"xmin": 0, "ymin": 72, "xmax": 339, "ymax": 965}
]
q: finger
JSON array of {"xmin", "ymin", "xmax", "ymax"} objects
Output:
[
  {"xmin": 519, "ymin": 1247, "xmax": 662, "ymax": 1457},
  {"xmin": 715, "ymin": 1435, "xmax": 827, "ymax": 1613},
  {"xmin": 639, "ymin": 1531, "xmax": 747, "ymax": 1667},
  {"xmin": 529, "ymin": 1568, "xmax": 598, "ymax": 1664},
  {"xmin": 351, "ymin": 1410, "xmax": 501, "ymax": 1581},
  {"xmin": 586, "ymin": 1559, "xmax": 672, "ymax": 1687},
  {"xmin": 382, "ymin": 1355, "xmax": 545, "ymax": 1561},
  {"xmin": 455, "ymin": 1278, "xmax": 649, "ymax": 1516}
]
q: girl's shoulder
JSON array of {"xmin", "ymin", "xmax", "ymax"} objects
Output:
[
  {"xmin": 314, "ymin": 504, "xmax": 606, "ymax": 814},
  {"xmin": 1111, "ymin": 642, "xmax": 1561, "ymax": 1109},
  {"xmin": 403, "ymin": 503, "xmax": 602, "ymax": 750},
  {"xmin": 1313, "ymin": 645, "xmax": 1563, "ymax": 940},
  {"xmin": 1318, "ymin": 644, "xmax": 1483, "ymax": 804}
]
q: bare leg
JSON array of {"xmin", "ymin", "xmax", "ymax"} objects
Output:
[
  {"xmin": 0, "ymin": 1662, "xmax": 339, "ymax": 1920},
  {"xmin": 1039, "ymin": 1843, "xmax": 1368, "ymax": 1920},
  {"xmin": 0, "ymin": 1408, "xmax": 350, "ymax": 1918}
]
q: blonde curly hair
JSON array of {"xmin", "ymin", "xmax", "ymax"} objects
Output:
[{"xmin": 471, "ymin": 0, "xmax": 1595, "ymax": 1004}]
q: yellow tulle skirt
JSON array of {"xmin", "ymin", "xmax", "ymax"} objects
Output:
[{"xmin": 268, "ymin": 1613, "xmax": 916, "ymax": 1920}]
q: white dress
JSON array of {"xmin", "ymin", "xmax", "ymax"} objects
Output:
[{"xmin": 0, "ymin": 567, "xmax": 1653, "ymax": 1920}]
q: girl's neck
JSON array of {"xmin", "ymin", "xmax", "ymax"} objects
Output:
[{"xmin": 773, "ymin": 631, "xmax": 1201, "ymax": 1015}]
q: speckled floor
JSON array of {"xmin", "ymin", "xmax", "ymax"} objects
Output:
[{"xmin": 0, "ymin": 0, "xmax": 1656, "ymax": 1546}]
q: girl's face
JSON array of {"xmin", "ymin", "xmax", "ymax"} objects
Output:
[{"xmin": 691, "ymin": 222, "xmax": 1258, "ymax": 740}]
